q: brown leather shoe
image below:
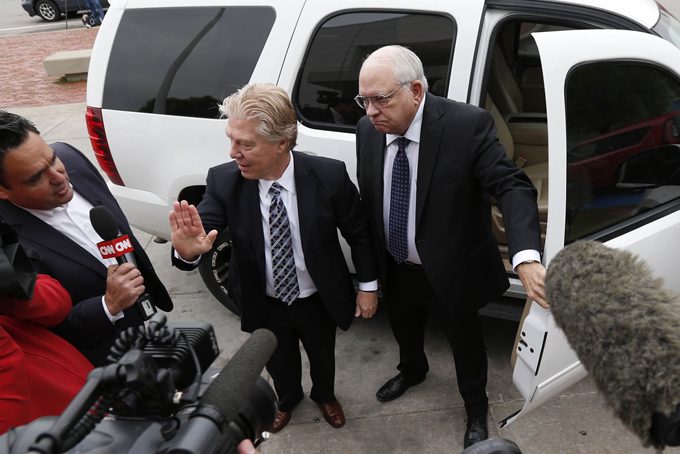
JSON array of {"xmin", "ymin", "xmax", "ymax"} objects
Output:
[
  {"xmin": 319, "ymin": 400, "xmax": 345, "ymax": 428},
  {"xmin": 270, "ymin": 410, "xmax": 292, "ymax": 433}
]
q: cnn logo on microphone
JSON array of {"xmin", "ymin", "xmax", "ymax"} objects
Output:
[{"xmin": 98, "ymin": 235, "xmax": 135, "ymax": 259}]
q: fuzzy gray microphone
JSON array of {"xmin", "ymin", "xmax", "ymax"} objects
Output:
[{"xmin": 546, "ymin": 241, "xmax": 680, "ymax": 450}]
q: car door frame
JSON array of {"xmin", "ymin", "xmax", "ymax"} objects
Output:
[{"xmin": 505, "ymin": 28, "xmax": 680, "ymax": 425}]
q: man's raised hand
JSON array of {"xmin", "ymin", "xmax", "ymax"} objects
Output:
[{"xmin": 169, "ymin": 200, "xmax": 218, "ymax": 261}]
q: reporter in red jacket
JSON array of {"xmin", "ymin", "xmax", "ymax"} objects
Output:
[{"xmin": 0, "ymin": 274, "xmax": 93, "ymax": 434}]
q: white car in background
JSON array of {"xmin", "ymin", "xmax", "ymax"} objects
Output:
[{"xmin": 86, "ymin": 0, "xmax": 680, "ymax": 423}]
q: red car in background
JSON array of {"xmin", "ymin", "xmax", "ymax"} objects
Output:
[{"xmin": 567, "ymin": 109, "xmax": 680, "ymax": 190}]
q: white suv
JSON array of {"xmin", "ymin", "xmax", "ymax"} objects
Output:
[{"xmin": 86, "ymin": 0, "xmax": 680, "ymax": 422}]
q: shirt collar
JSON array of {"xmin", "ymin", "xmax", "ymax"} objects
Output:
[
  {"xmin": 386, "ymin": 95, "xmax": 426, "ymax": 147},
  {"xmin": 258, "ymin": 152, "xmax": 296, "ymax": 196}
]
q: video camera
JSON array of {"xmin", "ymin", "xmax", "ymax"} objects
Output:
[
  {"xmin": 0, "ymin": 219, "xmax": 279, "ymax": 453},
  {"xmin": 0, "ymin": 313, "xmax": 278, "ymax": 454},
  {"xmin": 0, "ymin": 219, "xmax": 39, "ymax": 300}
]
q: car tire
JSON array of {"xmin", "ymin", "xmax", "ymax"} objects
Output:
[
  {"xmin": 198, "ymin": 229, "xmax": 241, "ymax": 316},
  {"xmin": 36, "ymin": 0, "xmax": 61, "ymax": 21}
]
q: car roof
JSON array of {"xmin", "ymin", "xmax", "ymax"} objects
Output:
[
  {"xmin": 115, "ymin": 0, "xmax": 662, "ymax": 30},
  {"xmin": 505, "ymin": 0, "xmax": 661, "ymax": 28}
]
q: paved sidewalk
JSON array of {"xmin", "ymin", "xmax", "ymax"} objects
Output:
[{"xmin": 0, "ymin": 28, "xmax": 97, "ymax": 108}]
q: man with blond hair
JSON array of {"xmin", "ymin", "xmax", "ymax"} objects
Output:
[{"xmin": 171, "ymin": 83, "xmax": 378, "ymax": 432}]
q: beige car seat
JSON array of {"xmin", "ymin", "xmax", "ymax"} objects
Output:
[{"xmin": 486, "ymin": 95, "xmax": 548, "ymax": 257}]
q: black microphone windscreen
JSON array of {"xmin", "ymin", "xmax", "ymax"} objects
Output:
[
  {"xmin": 89, "ymin": 206, "xmax": 119, "ymax": 241},
  {"xmin": 199, "ymin": 329, "xmax": 277, "ymax": 424},
  {"xmin": 546, "ymin": 241, "xmax": 680, "ymax": 449}
]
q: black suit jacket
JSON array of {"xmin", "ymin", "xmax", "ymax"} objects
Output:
[
  {"xmin": 0, "ymin": 143, "xmax": 172, "ymax": 366},
  {"xmin": 173, "ymin": 151, "xmax": 377, "ymax": 333},
  {"xmin": 356, "ymin": 93, "xmax": 541, "ymax": 314}
]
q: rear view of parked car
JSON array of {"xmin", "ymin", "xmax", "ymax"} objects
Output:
[{"xmin": 21, "ymin": 0, "xmax": 110, "ymax": 22}]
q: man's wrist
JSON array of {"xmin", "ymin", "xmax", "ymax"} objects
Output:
[{"xmin": 518, "ymin": 259, "xmax": 539, "ymax": 266}]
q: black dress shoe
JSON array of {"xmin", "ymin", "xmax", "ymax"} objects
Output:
[
  {"xmin": 376, "ymin": 372, "xmax": 426, "ymax": 402},
  {"xmin": 464, "ymin": 415, "xmax": 488, "ymax": 448}
]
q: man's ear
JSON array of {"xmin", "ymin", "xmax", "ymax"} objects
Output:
[
  {"xmin": 277, "ymin": 138, "xmax": 289, "ymax": 154},
  {"xmin": 0, "ymin": 185, "xmax": 10, "ymax": 201},
  {"xmin": 410, "ymin": 80, "xmax": 425, "ymax": 104}
]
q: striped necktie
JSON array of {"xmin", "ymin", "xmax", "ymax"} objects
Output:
[{"xmin": 269, "ymin": 182, "xmax": 300, "ymax": 304}]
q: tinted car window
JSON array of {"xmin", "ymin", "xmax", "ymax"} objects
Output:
[
  {"xmin": 565, "ymin": 63, "xmax": 680, "ymax": 242},
  {"xmin": 103, "ymin": 7, "xmax": 276, "ymax": 119},
  {"xmin": 295, "ymin": 12, "xmax": 455, "ymax": 127}
]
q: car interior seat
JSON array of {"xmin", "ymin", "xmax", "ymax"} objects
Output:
[{"xmin": 485, "ymin": 94, "xmax": 547, "ymax": 262}]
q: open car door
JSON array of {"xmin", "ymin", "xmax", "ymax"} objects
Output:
[{"xmin": 506, "ymin": 29, "xmax": 680, "ymax": 425}]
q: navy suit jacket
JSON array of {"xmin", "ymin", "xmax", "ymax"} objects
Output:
[
  {"xmin": 0, "ymin": 143, "xmax": 172, "ymax": 366},
  {"xmin": 356, "ymin": 93, "xmax": 541, "ymax": 315},
  {"xmin": 174, "ymin": 151, "xmax": 377, "ymax": 333}
]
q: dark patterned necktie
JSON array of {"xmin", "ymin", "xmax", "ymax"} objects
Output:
[
  {"xmin": 269, "ymin": 182, "xmax": 299, "ymax": 304},
  {"xmin": 389, "ymin": 137, "xmax": 410, "ymax": 263}
]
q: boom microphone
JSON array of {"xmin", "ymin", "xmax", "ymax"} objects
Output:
[
  {"xmin": 165, "ymin": 329, "xmax": 278, "ymax": 453},
  {"xmin": 546, "ymin": 241, "xmax": 680, "ymax": 450},
  {"xmin": 89, "ymin": 206, "xmax": 157, "ymax": 320}
]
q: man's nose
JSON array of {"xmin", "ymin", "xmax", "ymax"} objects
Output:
[
  {"xmin": 229, "ymin": 143, "xmax": 241, "ymax": 159},
  {"xmin": 49, "ymin": 167, "xmax": 66, "ymax": 184},
  {"xmin": 366, "ymin": 100, "xmax": 380, "ymax": 117}
]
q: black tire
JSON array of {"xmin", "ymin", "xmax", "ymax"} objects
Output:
[
  {"xmin": 35, "ymin": 0, "xmax": 61, "ymax": 21},
  {"xmin": 198, "ymin": 229, "xmax": 241, "ymax": 316}
]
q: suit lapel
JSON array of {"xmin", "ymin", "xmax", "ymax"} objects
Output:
[
  {"xmin": 237, "ymin": 178, "xmax": 267, "ymax": 280},
  {"xmin": 416, "ymin": 93, "xmax": 445, "ymax": 230},
  {"xmin": 370, "ymin": 131, "xmax": 387, "ymax": 247},
  {"xmin": 293, "ymin": 152, "xmax": 316, "ymax": 253}
]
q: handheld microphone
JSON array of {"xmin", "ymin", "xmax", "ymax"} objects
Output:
[
  {"xmin": 546, "ymin": 241, "xmax": 680, "ymax": 450},
  {"xmin": 165, "ymin": 329, "xmax": 278, "ymax": 453},
  {"xmin": 89, "ymin": 206, "xmax": 157, "ymax": 320}
]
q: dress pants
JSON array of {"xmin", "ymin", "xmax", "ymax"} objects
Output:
[
  {"xmin": 384, "ymin": 253, "xmax": 489, "ymax": 417},
  {"xmin": 264, "ymin": 293, "xmax": 337, "ymax": 412}
]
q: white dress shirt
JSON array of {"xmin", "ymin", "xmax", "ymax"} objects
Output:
[
  {"xmin": 21, "ymin": 189, "xmax": 128, "ymax": 322},
  {"xmin": 382, "ymin": 97, "xmax": 540, "ymax": 270}
]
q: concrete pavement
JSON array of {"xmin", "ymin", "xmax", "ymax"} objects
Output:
[{"xmin": 6, "ymin": 102, "xmax": 678, "ymax": 454}]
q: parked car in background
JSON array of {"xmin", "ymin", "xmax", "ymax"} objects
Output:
[
  {"xmin": 85, "ymin": 0, "xmax": 680, "ymax": 424},
  {"xmin": 21, "ymin": 0, "xmax": 109, "ymax": 22}
]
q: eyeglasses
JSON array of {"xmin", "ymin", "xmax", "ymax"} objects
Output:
[{"xmin": 354, "ymin": 84, "xmax": 406, "ymax": 110}]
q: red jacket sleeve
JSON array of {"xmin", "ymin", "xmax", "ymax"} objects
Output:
[{"xmin": 0, "ymin": 275, "xmax": 72, "ymax": 327}]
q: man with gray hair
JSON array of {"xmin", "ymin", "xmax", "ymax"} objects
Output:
[
  {"xmin": 355, "ymin": 45, "xmax": 546, "ymax": 447},
  {"xmin": 171, "ymin": 83, "xmax": 378, "ymax": 432}
]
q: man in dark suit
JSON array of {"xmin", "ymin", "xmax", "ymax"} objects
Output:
[
  {"xmin": 355, "ymin": 46, "xmax": 547, "ymax": 448},
  {"xmin": 171, "ymin": 83, "xmax": 378, "ymax": 433},
  {"xmin": 0, "ymin": 111, "xmax": 173, "ymax": 367}
]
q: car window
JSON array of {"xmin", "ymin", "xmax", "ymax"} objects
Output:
[
  {"xmin": 565, "ymin": 63, "xmax": 680, "ymax": 243},
  {"xmin": 102, "ymin": 6, "xmax": 276, "ymax": 119},
  {"xmin": 294, "ymin": 12, "xmax": 455, "ymax": 128}
]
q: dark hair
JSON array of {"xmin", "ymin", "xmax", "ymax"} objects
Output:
[{"xmin": 0, "ymin": 111, "xmax": 40, "ymax": 186}]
